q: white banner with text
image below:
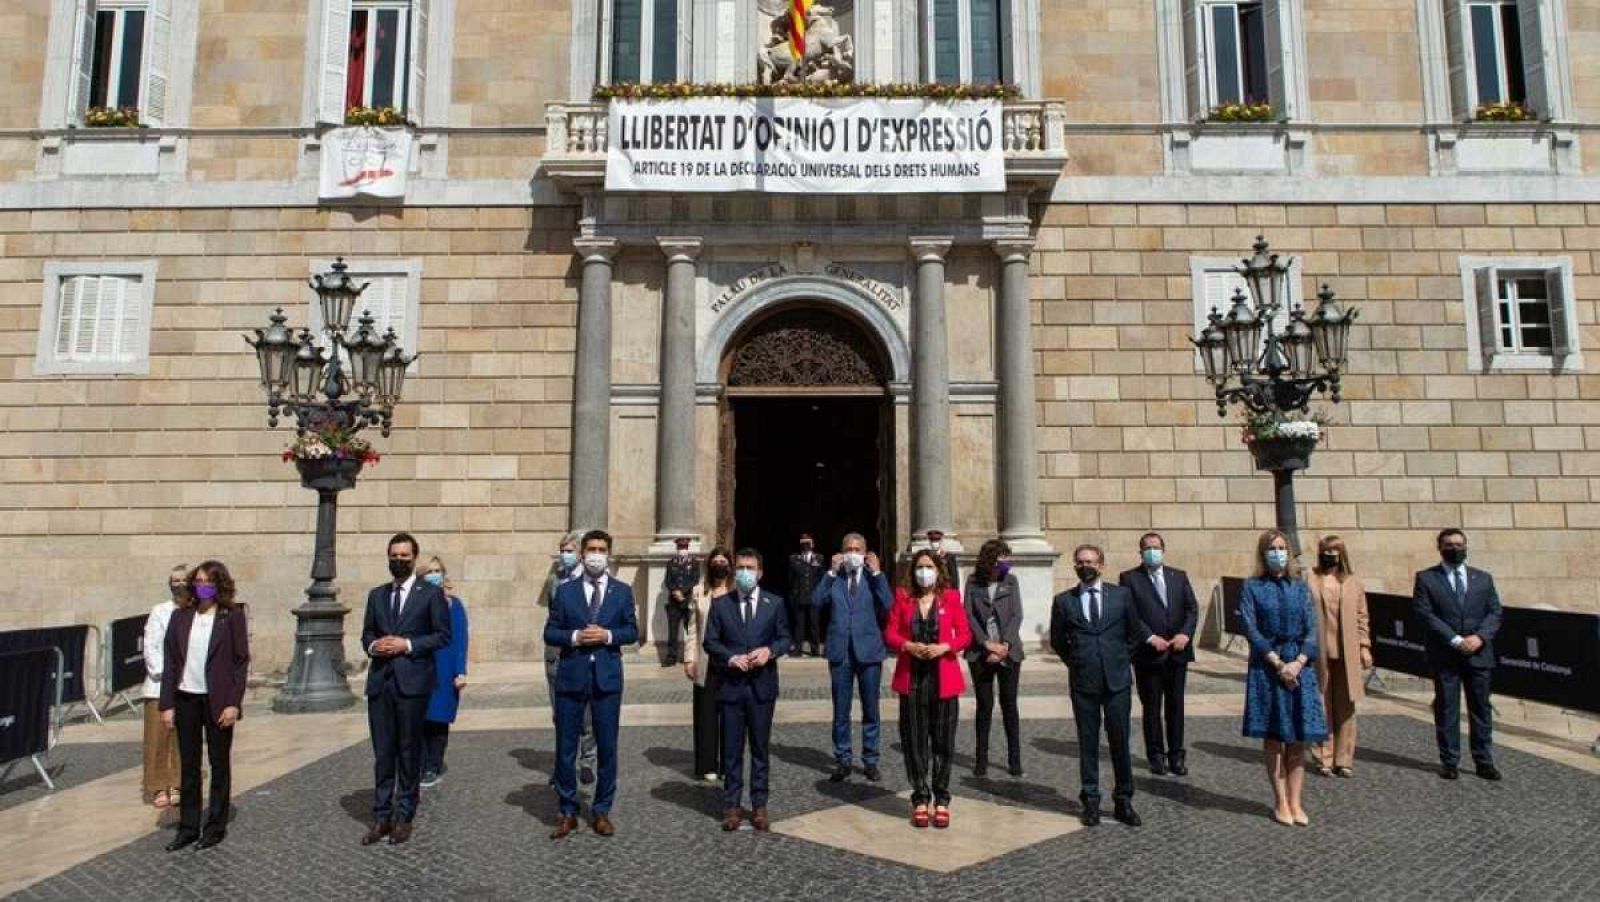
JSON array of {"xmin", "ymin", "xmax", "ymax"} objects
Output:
[{"xmin": 604, "ymin": 98, "xmax": 1005, "ymax": 194}]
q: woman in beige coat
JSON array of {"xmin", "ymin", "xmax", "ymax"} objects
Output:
[
  {"xmin": 683, "ymin": 546, "xmax": 734, "ymax": 782},
  {"xmin": 1309, "ymin": 535, "xmax": 1372, "ymax": 777}
]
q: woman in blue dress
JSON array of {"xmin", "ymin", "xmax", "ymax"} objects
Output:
[
  {"xmin": 1240, "ymin": 529, "xmax": 1328, "ymax": 827},
  {"xmin": 421, "ymin": 556, "xmax": 469, "ymax": 788}
]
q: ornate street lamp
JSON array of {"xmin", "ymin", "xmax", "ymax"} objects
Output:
[
  {"xmin": 246, "ymin": 258, "xmax": 418, "ymax": 713},
  {"xmin": 1189, "ymin": 236, "xmax": 1359, "ymax": 556}
]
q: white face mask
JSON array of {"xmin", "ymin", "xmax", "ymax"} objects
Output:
[
  {"xmin": 914, "ymin": 567, "xmax": 938, "ymax": 588},
  {"xmin": 844, "ymin": 552, "xmax": 865, "ymax": 572},
  {"xmin": 583, "ymin": 552, "xmax": 608, "ymax": 576}
]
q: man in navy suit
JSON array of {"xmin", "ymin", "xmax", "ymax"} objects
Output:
[
  {"xmin": 1051, "ymin": 544, "xmax": 1152, "ymax": 827},
  {"xmin": 360, "ymin": 532, "xmax": 451, "ymax": 846},
  {"xmin": 704, "ymin": 548, "xmax": 792, "ymax": 831},
  {"xmin": 544, "ymin": 529, "xmax": 640, "ymax": 838},
  {"xmin": 1118, "ymin": 532, "xmax": 1200, "ymax": 777},
  {"xmin": 811, "ymin": 531, "xmax": 892, "ymax": 782},
  {"xmin": 1413, "ymin": 528, "xmax": 1503, "ymax": 781}
]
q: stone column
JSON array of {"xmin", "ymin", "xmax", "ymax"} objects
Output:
[
  {"xmin": 909, "ymin": 236, "xmax": 955, "ymax": 541},
  {"xmin": 994, "ymin": 238, "xmax": 1044, "ymax": 541},
  {"xmin": 569, "ymin": 236, "xmax": 618, "ymax": 533},
  {"xmin": 653, "ymin": 237, "xmax": 702, "ymax": 542}
]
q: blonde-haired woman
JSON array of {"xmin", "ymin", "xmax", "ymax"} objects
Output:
[
  {"xmin": 421, "ymin": 556, "xmax": 469, "ymax": 788},
  {"xmin": 1239, "ymin": 530, "xmax": 1327, "ymax": 826},
  {"xmin": 1309, "ymin": 536, "xmax": 1370, "ymax": 778},
  {"xmin": 142, "ymin": 564, "xmax": 188, "ymax": 808}
]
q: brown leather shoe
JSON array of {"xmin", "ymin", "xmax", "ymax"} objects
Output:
[
  {"xmin": 591, "ymin": 814, "xmax": 615, "ymax": 837},
  {"xmin": 751, "ymin": 807, "xmax": 770, "ymax": 831},
  {"xmin": 722, "ymin": 808, "xmax": 742, "ymax": 831},
  {"xmin": 389, "ymin": 821, "xmax": 414, "ymax": 844},
  {"xmin": 361, "ymin": 822, "xmax": 391, "ymax": 846},
  {"xmin": 550, "ymin": 815, "xmax": 579, "ymax": 840}
]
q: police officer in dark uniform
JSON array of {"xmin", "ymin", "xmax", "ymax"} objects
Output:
[
  {"xmin": 662, "ymin": 537, "xmax": 699, "ymax": 666},
  {"xmin": 787, "ymin": 534, "xmax": 826, "ymax": 657}
]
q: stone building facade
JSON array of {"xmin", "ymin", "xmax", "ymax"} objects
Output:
[{"xmin": 1, "ymin": 0, "xmax": 1598, "ymax": 669}]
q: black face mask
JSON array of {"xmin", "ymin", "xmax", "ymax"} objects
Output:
[
  {"xmin": 1319, "ymin": 553, "xmax": 1341, "ymax": 570},
  {"xmin": 389, "ymin": 558, "xmax": 414, "ymax": 580},
  {"xmin": 1441, "ymin": 547, "xmax": 1467, "ymax": 566},
  {"xmin": 708, "ymin": 563, "xmax": 730, "ymax": 580},
  {"xmin": 1074, "ymin": 565, "xmax": 1099, "ymax": 584}
]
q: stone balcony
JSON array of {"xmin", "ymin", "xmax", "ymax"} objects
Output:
[{"xmin": 541, "ymin": 99, "xmax": 1068, "ymax": 194}]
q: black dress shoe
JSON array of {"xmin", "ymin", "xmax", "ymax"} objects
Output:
[
  {"xmin": 1008, "ymin": 764, "xmax": 1024, "ymax": 778},
  {"xmin": 863, "ymin": 765, "xmax": 882, "ymax": 782},
  {"xmin": 1476, "ymin": 763, "xmax": 1502, "ymax": 781},
  {"xmin": 165, "ymin": 834, "xmax": 198, "ymax": 852},
  {"xmin": 972, "ymin": 761, "xmax": 988, "ymax": 777},
  {"xmin": 1080, "ymin": 807, "xmax": 1101, "ymax": 827},
  {"xmin": 195, "ymin": 833, "xmax": 224, "ymax": 850},
  {"xmin": 829, "ymin": 764, "xmax": 851, "ymax": 782},
  {"xmin": 1169, "ymin": 760, "xmax": 1189, "ymax": 777},
  {"xmin": 1114, "ymin": 802, "xmax": 1142, "ymax": 827},
  {"xmin": 1149, "ymin": 757, "xmax": 1169, "ymax": 776},
  {"xmin": 1439, "ymin": 764, "xmax": 1460, "ymax": 780}
]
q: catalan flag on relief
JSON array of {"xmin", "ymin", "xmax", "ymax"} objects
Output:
[{"xmin": 789, "ymin": 0, "xmax": 813, "ymax": 59}]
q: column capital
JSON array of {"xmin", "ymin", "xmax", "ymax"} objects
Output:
[
  {"xmin": 908, "ymin": 236, "xmax": 954, "ymax": 263},
  {"xmin": 573, "ymin": 235, "xmax": 619, "ymax": 264},
  {"xmin": 657, "ymin": 236, "xmax": 704, "ymax": 262},
  {"xmin": 992, "ymin": 236, "xmax": 1036, "ymax": 263}
]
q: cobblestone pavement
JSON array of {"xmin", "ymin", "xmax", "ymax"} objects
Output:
[
  {"xmin": 15, "ymin": 715, "xmax": 1598, "ymax": 901},
  {"xmin": 0, "ymin": 742, "xmax": 141, "ymax": 813}
]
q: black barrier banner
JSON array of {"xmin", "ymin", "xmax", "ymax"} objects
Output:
[
  {"xmin": 1491, "ymin": 607, "xmax": 1600, "ymax": 714},
  {"xmin": 0, "ymin": 647, "xmax": 57, "ymax": 764},
  {"xmin": 0, "ymin": 626, "xmax": 89, "ymax": 704},
  {"xmin": 108, "ymin": 614, "xmax": 149, "ymax": 694},
  {"xmin": 1366, "ymin": 591, "xmax": 1432, "ymax": 678}
]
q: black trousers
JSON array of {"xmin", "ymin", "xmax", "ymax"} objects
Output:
[
  {"xmin": 691, "ymin": 671, "xmax": 723, "ymax": 777},
  {"xmin": 422, "ymin": 720, "xmax": 450, "ymax": 775},
  {"xmin": 969, "ymin": 660, "xmax": 1022, "ymax": 769},
  {"xmin": 720, "ymin": 687, "xmax": 775, "ymax": 810},
  {"xmin": 1432, "ymin": 663, "xmax": 1495, "ymax": 767},
  {"xmin": 369, "ymin": 683, "xmax": 429, "ymax": 823},
  {"xmin": 173, "ymin": 690, "xmax": 233, "ymax": 840},
  {"xmin": 664, "ymin": 602, "xmax": 688, "ymax": 663},
  {"xmin": 1071, "ymin": 686, "xmax": 1134, "ymax": 806},
  {"xmin": 789, "ymin": 594, "xmax": 823, "ymax": 654},
  {"xmin": 1135, "ymin": 658, "xmax": 1188, "ymax": 763},
  {"xmin": 899, "ymin": 684, "xmax": 957, "ymax": 806}
]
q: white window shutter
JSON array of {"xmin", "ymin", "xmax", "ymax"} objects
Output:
[
  {"xmin": 70, "ymin": 0, "xmax": 99, "ymax": 121},
  {"xmin": 141, "ymin": 0, "xmax": 173, "ymax": 126},
  {"xmin": 1545, "ymin": 268, "xmax": 1574, "ymax": 363},
  {"xmin": 1517, "ymin": 0, "xmax": 1551, "ymax": 118},
  {"xmin": 1442, "ymin": 0, "xmax": 1472, "ymax": 118},
  {"xmin": 98, "ymin": 276, "xmax": 126, "ymax": 358},
  {"xmin": 318, "ymin": 0, "xmax": 354, "ymax": 124},
  {"xmin": 55, "ymin": 276, "xmax": 82, "ymax": 358},
  {"xmin": 1181, "ymin": 0, "xmax": 1205, "ymax": 118},
  {"xmin": 382, "ymin": 275, "xmax": 409, "ymax": 347},
  {"xmin": 1263, "ymin": 0, "xmax": 1290, "ymax": 119},
  {"xmin": 1203, "ymin": 270, "xmax": 1238, "ymax": 320},
  {"xmin": 1474, "ymin": 266, "xmax": 1499, "ymax": 364},
  {"xmin": 74, "ymin": 276, "xmax": 103, "ymax": 358},
  {"xmin": 118, "ymin": 276, "xmax": 145, "ymax": 360},
  {"xmin": 408, "ymin": 0, "xmax": 429, "ymax": 122}
]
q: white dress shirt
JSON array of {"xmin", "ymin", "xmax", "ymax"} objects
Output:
[
  {"xmin": 1445, "ymin": 563, "xmax": 1470, "ymax": 648},
  {"xmin": 179, "ymin": 609, "xmax": 216, "ymax": 694},
  {"xmin": 368, "ymin": 573, "xmax": 418, "ymax": 656},
  {"xmin": 573, "ymin": 572, "xmax": 614, "ymax": 647},
  {"xmin": 142, "ymin": 599, "xmax": 177, "ymax": 699},
  {"xmin": 1078, "ymin": 581, "xmax": 1104, "ymax": 621}
]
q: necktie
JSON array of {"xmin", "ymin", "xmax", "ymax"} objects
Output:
[
  {"xmin": 1089, "ymin": 588, "xmax": 1101, "ymax": 625},
  {"xmin": 587, "ymin": 579, "xmax": 603, "ymax": 622},
  {"xmin": 1154, "ymin": 570, "xmax": 1168, "ymax": 607},
  {"xmin": 743, "ymin": 595, "xmax": 755, "ymax": 625},
  {"xmin": 390, "ymin": 584, "xmax": 402, "ymax": 622},
  {"xmin": 1452, "ymin": 569, "xmax": 1465, "ymax": 603}
]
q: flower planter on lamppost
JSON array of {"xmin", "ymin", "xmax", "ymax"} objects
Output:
[
  {"xmin": 246, "ymin": 259, "xmax": 415, "ymax": 713},
  {"xmin": 1190, "ymin": 236, "xmax": 1357, "ymax": 558}
]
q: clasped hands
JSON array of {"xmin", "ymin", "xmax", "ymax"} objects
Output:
[
  {"xmin": 983, "ymin": 640, "xmax": 1008, "ymax": 663},
  {"xmin": 575, "ymin": 624, "xmax": 610, "ymax": 647},
  {"xmin": 371, "ymin": 635, "xmax": 410, "ymax": 657},
  {"xmin": 1148, "ymin": 634, "xmax": 1190, "ymax": 654},
  {"xmin": 729, "ymin": 647, "xmax": 773, "ymax": 671},
  {"xmin": 903, "ymin": 641, "xmax": 952, "ymax": 660},
  {"xmin": 1269, "ymin": 653, "xmax": 1305, "ymax": 688},
  {"xmin": 1458, "ymin": 634, "xmax": 1485, "ymax": 655}
]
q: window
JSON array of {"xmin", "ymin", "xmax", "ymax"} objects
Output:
[
  {"xmin": 1466, "ymin": 1, "xmax": 1526, "ymax": 107},
  {"xmin": 1200, "ymin": 2, "xmax": 1267, "ymax": 108},
  {"xmin": 35, "ymin": 261, "xmax": 157, "ymax": 376},
  {"xmin": 307, "ymin": 260, "xmax": 423, "ymax": 365},
  {"xmin": 607, "ymin": 0, "xmax": 677, "ymax": 83},
  {"xmin": 318, "ymin": 0, "xmax": 429, "ymax": 124},
  {"xmin": 1438, "ymin": 0, "xmax": 1573, "ymax": 121},
  {"xmin": 929, "ymin": 0, "xmax": 1008, "ymax": 84},
  {"xmin": 1166, "ymin": 0, "xmax": 1306, "ymax": 123},
  {"xmin": 1189, "ymin": 255, "xmax": 1298, "ymax": 371},
  {"xmin": 66, "ymin": 0, "xmax": 172, "ymax": 125},
  {"xmin": 1460, "ymin": 256, "xmax": 1580, "ymax": 372}
]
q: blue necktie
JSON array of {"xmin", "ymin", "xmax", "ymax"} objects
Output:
[
  {"xmin": 1452, "ymin": 569, "xmax": 1465, "ymax": 603},
  {"xmin": 587, "ymin": 579, "xmax": 603, "ymax": 622}
]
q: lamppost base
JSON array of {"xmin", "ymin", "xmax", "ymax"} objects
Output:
[{"xmin": 272, "ymin": 601, "xmax": 358, "ymax": 714}]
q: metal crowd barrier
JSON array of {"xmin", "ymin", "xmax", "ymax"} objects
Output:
[{"xmin": 0, "ymin": 645, "xmax": 66, "ymax": 792}]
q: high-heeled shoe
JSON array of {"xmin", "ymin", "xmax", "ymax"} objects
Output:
[
  {"xmin": 911, "ymin": 806, "xmax": 930, "ymax": 828},
  {"xmin": 932, "ymin": 806, "xmax": 951, "ymax": 829},
  {"xmin": 1292, "ymin": 811, "xmax": 1310, "ymax": 826}
]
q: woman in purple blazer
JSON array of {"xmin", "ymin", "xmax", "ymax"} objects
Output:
[{"xmin": 159, "ymin": 560, "xmax": 250, "ymax": 851}]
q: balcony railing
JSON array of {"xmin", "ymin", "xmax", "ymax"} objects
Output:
[{"xmin": 542, "ymin": 99, "xmax": 1067, "ymax": 191}]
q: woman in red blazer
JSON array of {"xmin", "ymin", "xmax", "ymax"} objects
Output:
[{"xmin": 885, "ymin": 549, "xmax": 971, "ymax": 828}]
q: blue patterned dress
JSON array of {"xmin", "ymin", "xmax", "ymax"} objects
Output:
[{"xmin": 1240, "ymin": 576, "xmax": 1329, "ymax": 742}]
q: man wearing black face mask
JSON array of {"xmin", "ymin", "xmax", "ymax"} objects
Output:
[
  {"xmin": 360, "ymin": 532, "xmax": 451, "ymax": 845},
  {"xmin": 1412, "ymin": 528, "xmax": 1503, "ymax": 781}
]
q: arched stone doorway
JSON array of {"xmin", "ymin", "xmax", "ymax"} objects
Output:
[{"xmin": 716, "ymin": 303, "xmax": 897, "ymax": 600}]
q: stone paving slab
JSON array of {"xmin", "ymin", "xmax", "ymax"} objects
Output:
[
  {"xmin": 14, "ymin": 715, "xmax": 1598, "ymax": 901},
  {"xmin": 0, "ymin": 742, "xmax": 142, "ymax": 813}
]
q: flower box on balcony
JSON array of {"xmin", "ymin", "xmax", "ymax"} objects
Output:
[
  {"xmin": 1206, "ymin": 101, "xmax": 1276, "ymax": 124},
  {"xmin": 83, "ymin": 106, "xmax": 143, "ymax": 128},
  {"xmin": 1473, "ymin": 101, "xmax": 1536, "ymax": 123}
]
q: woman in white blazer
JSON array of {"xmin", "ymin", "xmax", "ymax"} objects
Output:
[
  {"xmin": 683, "ymin": 546, "xmax": 734, "ymax": 782},
  {"xmin": 142, "ymin": 564, "xmax": 188, "ymax": 808}
]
